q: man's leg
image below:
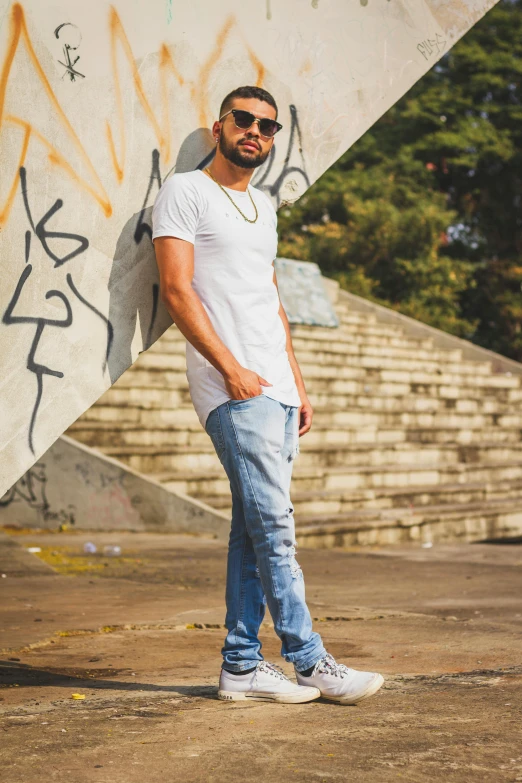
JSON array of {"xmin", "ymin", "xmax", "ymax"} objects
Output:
[
  {"xmin": 206, "ymin": 406, "xmax": 266, "ymax": 672},
  {"xmin": 222, "ymin": 484, "xmax": 267, "ymax": 670},
  {"xmin": 206, "ymin": 395, "xmax": 325, "ymax": 672}
]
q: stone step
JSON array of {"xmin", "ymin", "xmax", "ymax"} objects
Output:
[
  {"xmin": 333, "ymin": 314, "xmax": 417, "ymax": 333},
  {"xmin": 295, "ymin": 345, "xmax": 470, "ymax": 368},
  {"xmin": 201, "ymin": 477, "xmax": 522, "ymax": 516},
  {"xmin": 323, "ymin": 307, "xmax": 379, "ymax": 325},
  {"xmin": 78, "ymin": 405, "xmax": 201, "ymax": 426},
  {"xmin": 110, "ymin": 370, "xmax": 188, "ymax": 389},
  {"xmin": 75, "ymin": 404, "xmax": 522, "ymax": 432},
  {"xmin": 301, "ymin": 427, "xmax": 521, "ymax": 447},
  {"xmin": 109, "ymin": 367, "xmax": 519, "ymax": 396},
  {"xmin": 135, "ymin": 348, "xmax": 490, "ymax": 377},
  {"xmin": 100, "ymin": 440, "xmax": 522, "ymax": 474},
  {"xmin": 158, "ymin": 328, "xmax": 437, "ymax": 353},
  {"xmin": 304, "ymin": 409, "xmax": 522, "ymax": 430},
  {"xmin": 304, "ymin": 377, "xmax": 520, "ymax": 400},
  {"xmin": 308, "ymin": 368, "xmax": 519, "ymax": 388},
  {"xmin": 307, "ymin": 387, "xmax": 521, "ymax": 408},
  {"xmin": 292, "ymin": 496, "xmax": 522, "ymax": 547},
  {"xmin": 148, "ymin": 325, "xmax": 461, "ymax": 361},
  {"xmin": 337, "ymin": 312, "xmax": 398, "ymax": 327},
  {"xmin": 132, "ymin": 353, "xmax": 187, "ymax": 371},
  {"xmin": 300, "ymin": 332, "xmax": 435, "ymax": 350},
  {"xmin": 147, "ymin": 335, "xmax": 463, "ymax": 365},
  {"xmin": 87, "ymin": 389, "xmax": 517, "ymax": 416},
  {"xmin": 292, "ymin": 321, "xmax": 416, "ymax": 340},
  {"xmin": 88, "ymin": 387, "xmax": 193, "ymax": 409},
  {"xmin": 334, "ymin": 302, "xmax": 387, "ymax": 317},
  {"xmin": 157, "ymin": 318, "xmax": 414, "ymax": 342},
  {"xmin": 68, "ymin": 420, "xmax": 521, "ymax": 450},
  {"xmin": 155, "ymin": 458, "xmax": 522, "ymax": 497}
]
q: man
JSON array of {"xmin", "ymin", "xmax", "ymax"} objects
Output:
[{"xmin": 152, "ymin": 85, "xmax": 384, "ymax": 705}]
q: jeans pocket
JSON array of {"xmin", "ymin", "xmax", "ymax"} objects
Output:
[
  {"xmin": 205, "ymin": 407, "xmax": 226, "ymax": 459},
  {"xmin": 227, "ymin": 393, "xmax": 265, "ymax": 408}
]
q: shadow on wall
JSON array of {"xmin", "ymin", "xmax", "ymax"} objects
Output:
[{"xmin": 106, "ymin": 128, "xmax": 215, "ymax": 384}]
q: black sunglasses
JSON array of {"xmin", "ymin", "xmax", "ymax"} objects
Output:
[{"xmin": 218, "ymin": 108, "xmax": 283, "ymax": 138}]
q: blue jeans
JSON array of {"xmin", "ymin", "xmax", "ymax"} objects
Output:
[{"xmin": 205, "ymin": 394, "xmax": 326, "ymax": 672}]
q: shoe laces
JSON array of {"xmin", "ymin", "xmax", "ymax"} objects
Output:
[
  {"xmin": 312, "ymin": 653, "xmax": 352, "ymax": 679},
  {"xmin": 256, "ymin": 661, "xmax": 288, "ymax": 681}
]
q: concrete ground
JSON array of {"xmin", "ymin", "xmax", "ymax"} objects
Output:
[{"xmin": 0, "ymin": 528, "xmax": 521, "ymax": 783}]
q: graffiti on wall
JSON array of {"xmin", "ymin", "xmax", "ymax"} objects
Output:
[
  {"xmin": 2, "ymin": 166, "xmax": 107, "ymax": 456},
  {"xmin": 0, "ymin": 4, "xmax": 306, "ymax": 227},
  {"xmin": 0, "ymin": 461, "xmax": 76, "ymax": 527},
  {"xmin": 54, "ymin": 22, "xmax": 84, "ymax": 82},
  {"xmin": 0, "ymin": 3, "xmax": 310, "ymax": 463}
]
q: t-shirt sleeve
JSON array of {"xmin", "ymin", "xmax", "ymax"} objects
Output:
[{"xmin": 151, "ymin": 175, "xmax": 202, "ymax": 244}]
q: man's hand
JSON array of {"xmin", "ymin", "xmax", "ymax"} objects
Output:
[
  {"xmin": 224, "ymin": 365, "xmax": 273, "ymax": 400},
  {"xmin": 298, "ymin": 395, "xmax": 313, "ymax": 437}
]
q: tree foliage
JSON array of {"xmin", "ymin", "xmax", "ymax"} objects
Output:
[{"xmin": 278, "ymin": 0, "xmax": 522, "ymax": 359}]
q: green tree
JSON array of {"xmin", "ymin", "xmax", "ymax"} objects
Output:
[
  {"xmin": 278, "ymin": 160, "xmax": 478, "ymax": 337},
  {"xmin": 280, "ymin": 0, "xmax": 522, "ymax": 359}
]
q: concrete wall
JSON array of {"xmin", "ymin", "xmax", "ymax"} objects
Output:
[
  {"xmin": 0, "ymin": 0, "xmax": 500, "ymax": 496},
  {"xmin": 0, "ymin": 434, "xmax": 230, "ymax": 537}
]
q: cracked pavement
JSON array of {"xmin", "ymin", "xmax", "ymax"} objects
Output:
[{"xmin": 1, "ymin": 529, "xmax": 521, "ymax": 782}]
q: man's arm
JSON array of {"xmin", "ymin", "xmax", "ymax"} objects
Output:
[
  {"xmin": 154, "ymin": 236, "xmax": 273, "ymax": 400},
  {"xmin": 272, "ymin": 264, "xmax": 313, "ymax": 436}
]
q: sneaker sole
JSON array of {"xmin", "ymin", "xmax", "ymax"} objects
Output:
[
  {"xmin": 218, "ymin": 688, "xmax": 321, "ymax": 704},
  {"xmin": 320, "ymin": 674, "xmax": 385, "ymax": 705}
]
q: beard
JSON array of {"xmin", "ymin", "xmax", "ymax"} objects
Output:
[{"xmin": 218, "ymin": 133, "xmax": 271, "ymax": 169}]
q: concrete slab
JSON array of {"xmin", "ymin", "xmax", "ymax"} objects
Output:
[
  {"xmin": 0, "ymin": 435, "xmax": 229, "ymax": 537},
  {"xmin": 0, "ymin": 531, "xmax": 56, "ymax": 578},
  {"xmin": 1, "ymin": 529, "xmax": 521, "ymax": 781}
]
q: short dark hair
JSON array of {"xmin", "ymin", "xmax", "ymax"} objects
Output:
[{"xmin": 219, "ymin": 86, "xmax": 278, "ymax": 120}]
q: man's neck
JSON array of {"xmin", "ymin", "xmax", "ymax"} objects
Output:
[{"xmin": 205, "ymin": 157, "xmax": 253, "ymax": 192}]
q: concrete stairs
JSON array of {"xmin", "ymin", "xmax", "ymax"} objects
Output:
[{"xmin": 67, "ymin": 292, "xmax": 522, "ymax": 547}]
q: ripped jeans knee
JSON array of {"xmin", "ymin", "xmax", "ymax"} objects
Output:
[{"xmin": 284, "ymin": 539, "xmax": 303, "ymax": 580}]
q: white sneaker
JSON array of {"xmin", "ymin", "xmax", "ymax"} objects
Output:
[
  {"xmin": 295, "ymin": 653, "xmax": 384, "ymax": 705},
  {"xmin": 218, "ymin": 661, "xmax": 321, "ymax": 703}
]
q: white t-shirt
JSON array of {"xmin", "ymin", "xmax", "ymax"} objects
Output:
[{"xmin": 151, "ymin": 169, "xmax": 301, "ymax": 429}]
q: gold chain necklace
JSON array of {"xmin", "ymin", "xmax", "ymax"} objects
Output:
[{"xmin": 204, "ymin": 167, "xmax": 259, "ymax": 224}]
